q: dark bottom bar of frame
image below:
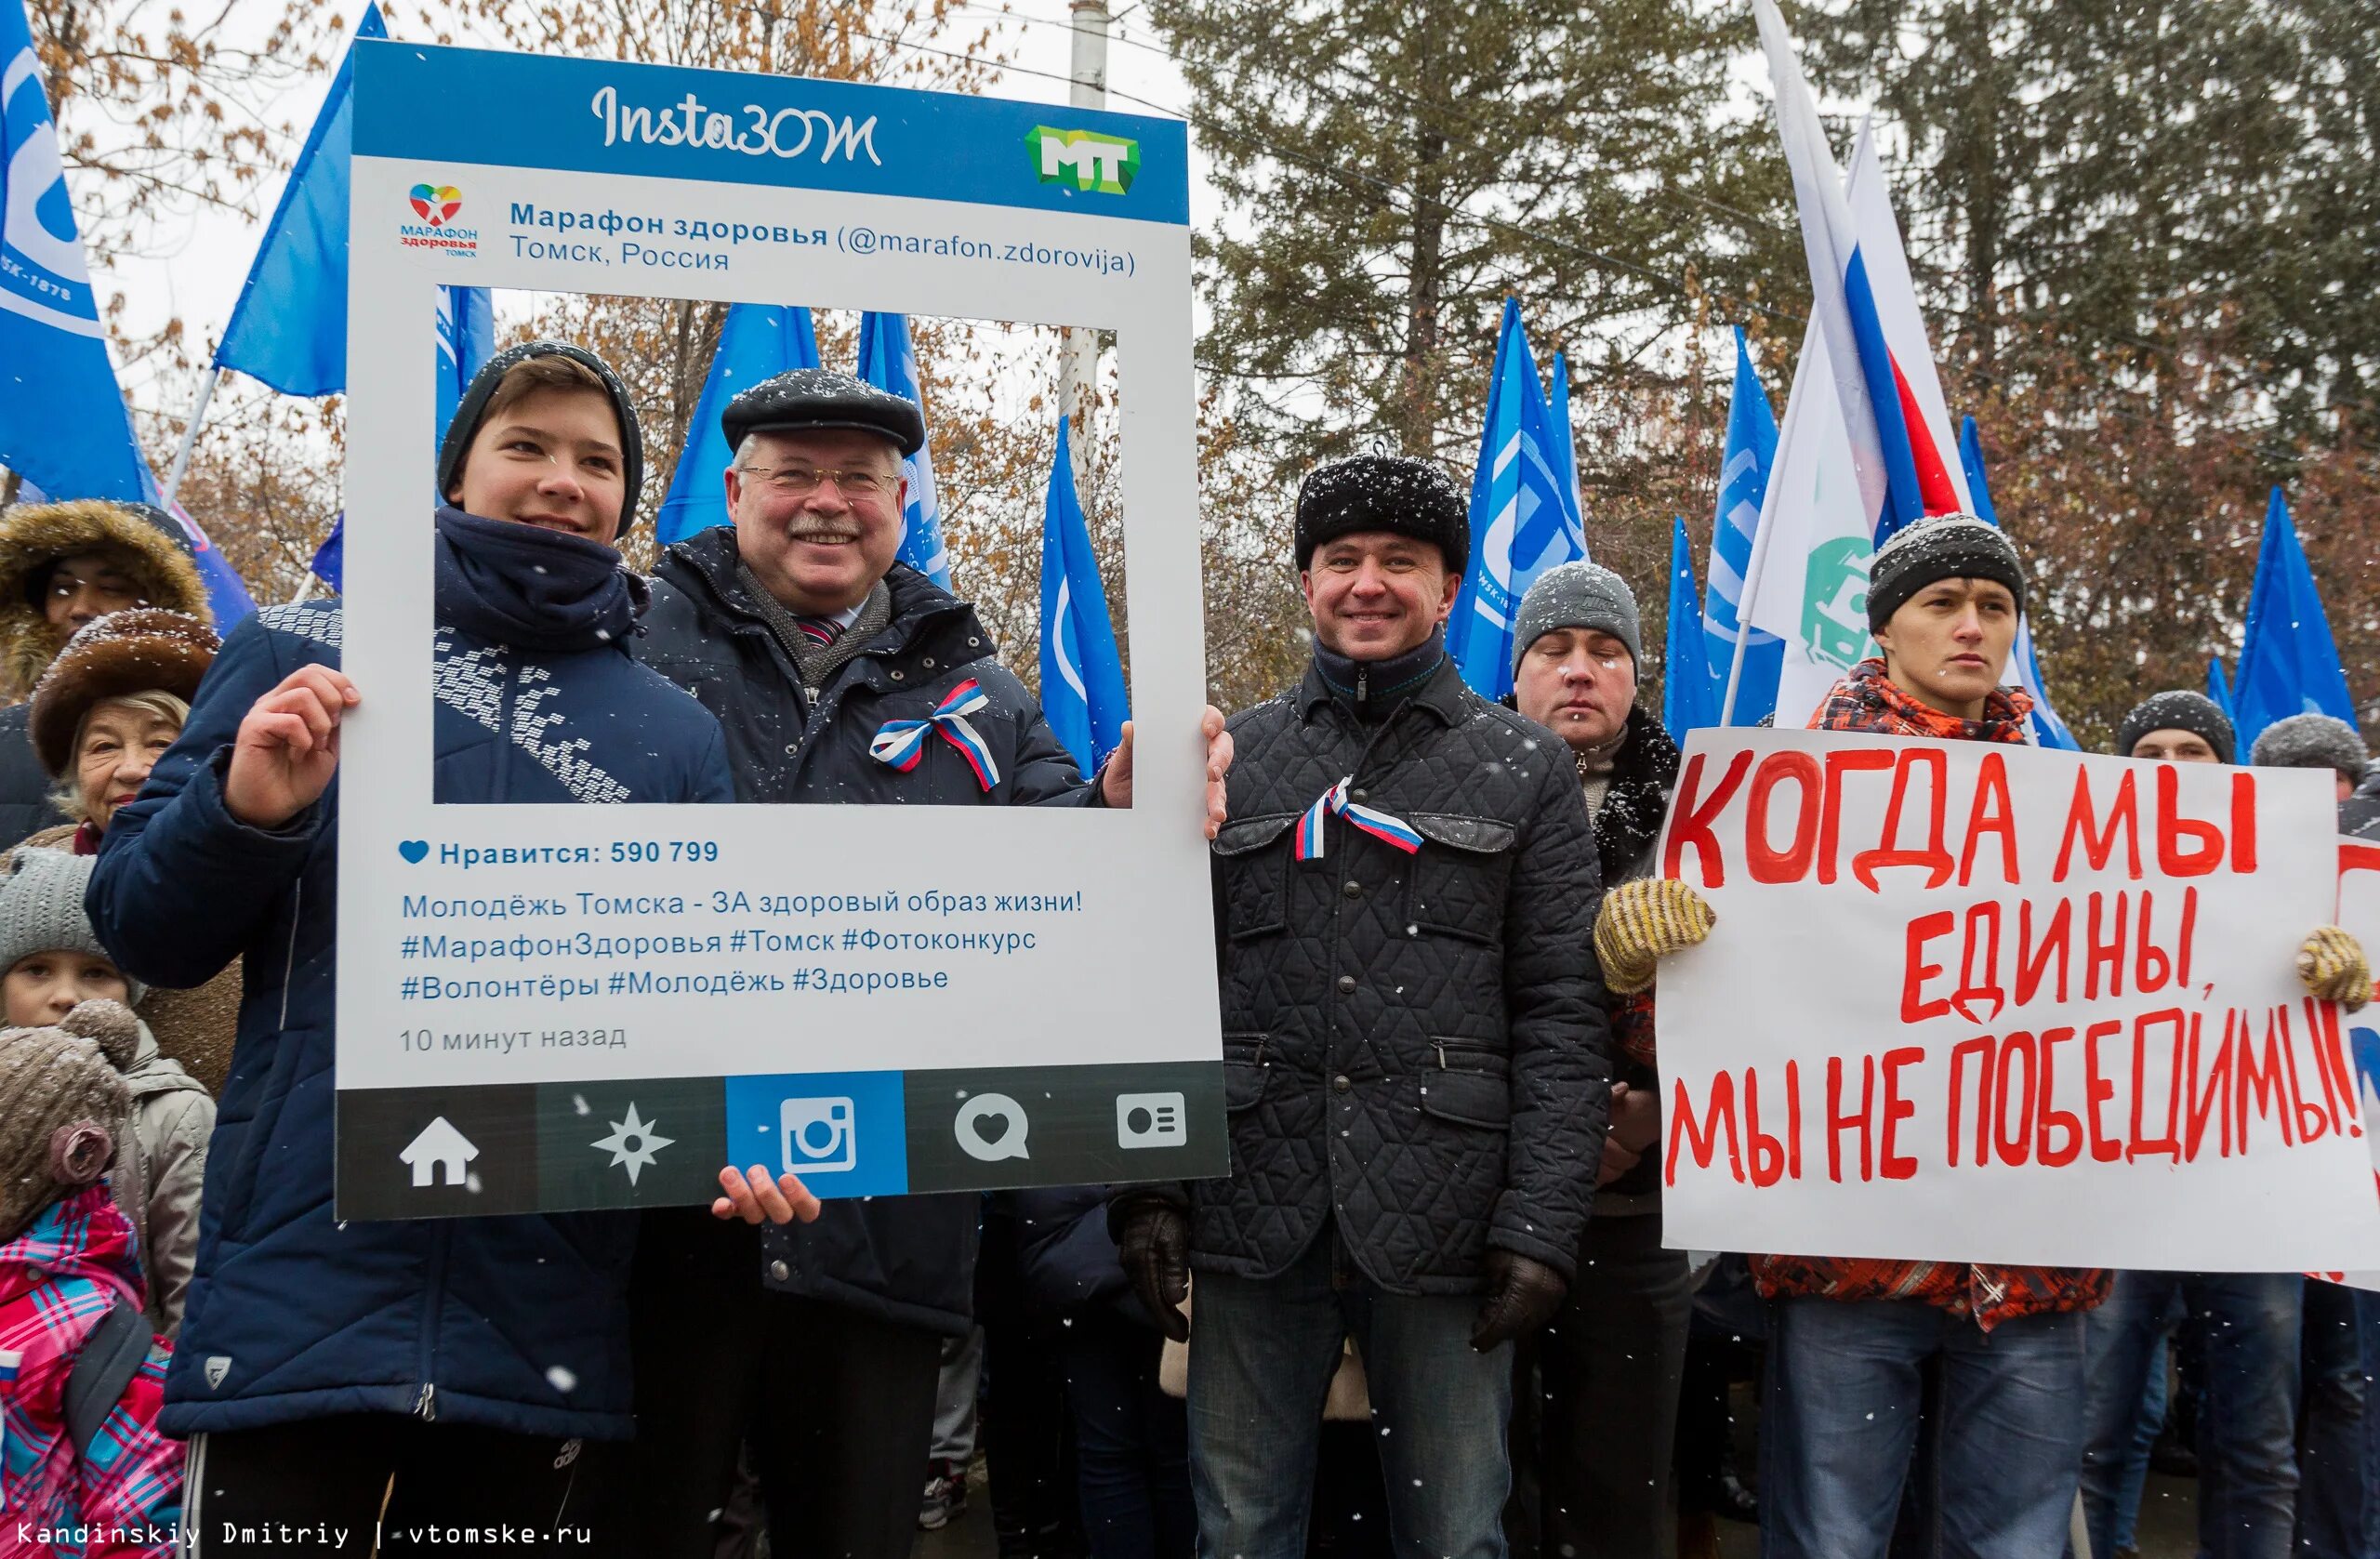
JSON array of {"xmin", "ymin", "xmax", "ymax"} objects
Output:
[{"xmin": 334, "ymin": 1059, "xmax": 1227, "ymax": 1221}]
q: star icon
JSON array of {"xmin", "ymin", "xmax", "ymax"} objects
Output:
[{"xmin": 592, "ymin": 1103, "xmax": 674, "ymax": 1186}]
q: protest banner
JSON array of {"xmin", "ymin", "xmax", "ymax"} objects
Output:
[
  {"xmin": 1655, "ymin": 728, "xmax": 2380, "ymax": 1271},
  {"xmin": 333, "ymin": 42, "xmax": 1220, "ymax": 1218},
  {"xmin": 2314, "ymin": 839, "xmax": 2380, "ymax": 1290}
]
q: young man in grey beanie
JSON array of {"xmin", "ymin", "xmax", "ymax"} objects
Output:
[
  {"xmin": 1504, "ymin": 560, "xmax": 1694, "ymax": 1559},
  {"xmin": 1111, "ymin": 453, "xmax": 1609, "ymax": 1559},
  {"xmin": 2076, "ymin": 689, "xmax": 2355, "ymax": 1559},
  {"xmin": 2116, "ymin": 689, "xmax": 2236, "ymax": 765}
]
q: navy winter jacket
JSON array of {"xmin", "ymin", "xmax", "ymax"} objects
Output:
[
  {"xmin": 641, "ymin": 527, "xmax": 1091, "ymax": 1335},
  {"xmin": 88, "ymin": 510, "xmax": 734, "ymax": 1439}
]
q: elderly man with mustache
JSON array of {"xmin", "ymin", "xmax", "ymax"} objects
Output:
[{"xmin": 628, "ymin": 367, "xmax": 1229, "ymax": 1559}]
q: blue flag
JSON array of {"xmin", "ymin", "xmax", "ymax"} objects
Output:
[
  {"xmin": 1448, "ymin": 298, "xmax": 1588, "ymax": 700},
  {"xmin": 654, "ymin": 303, "xmax": 820, "ymax": 546},
  {"xmin": 1704, "ymin": 327, "xmax": 1783, "ymax": 725},
  {"xmin": 311, "ymin": 513, "xmax": 344, "ymax": 592},
  {"xmin": 856, "ymin": 311, "xmax": 951, "ymax": 588},
  {"xmin": 1664, "ymin": 517, "xmax": 1718, "ymax": 744},
  {"xmin": 1958, "ymin": 415, "xmax": 2077, "ymax": 750},
  {"xmin": 1038, "ymin": 418, "xmax": 1129, "ymax": 772},
  {"xmin": 213, "ymin": 4, "xmax": 385, "ymax": 395},
  {"xmin": 435, "ymin": 285, "xmax": 495, "ymax": 448},
  {"xmin": 1547, "ymin": 350, "xmax": 1585, "ymax": 525},
  {"xmin": 2208, "ymin": 656, "xmax": 2238, "ymax": 725},
  {"xmin": 0, "ymin": 0, "xmax": 150, "ymax": 500},
  {"xmin": 2231, "ymin": 486, "xmax": 2356, "ymax": 748}
]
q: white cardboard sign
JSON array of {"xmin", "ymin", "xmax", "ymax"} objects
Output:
[{"xmin": 1656, "ymin": 729, "xmax": 2380, "ymax": 1272}]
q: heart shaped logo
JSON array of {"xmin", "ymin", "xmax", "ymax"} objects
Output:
[
  {"xmin": 406, "ymin": 183, "xmax": 463, "ymax": 227},
  {"xmin": 398, "ymin": 840, "xmax": 430, "ymax": 864}
]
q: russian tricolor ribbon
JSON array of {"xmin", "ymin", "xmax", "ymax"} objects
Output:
[
  {"xmin": 1292, "ymin": 776, "xmax": 1423, "ymax": 863},
  {"xmin": 869, "ymin": 679, "xmax": 1002, "ymax": 793}
]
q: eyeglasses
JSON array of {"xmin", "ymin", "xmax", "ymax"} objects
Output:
[{"xmin": 738, "ymin": 465, "xmax": 894, "ymax": 500}]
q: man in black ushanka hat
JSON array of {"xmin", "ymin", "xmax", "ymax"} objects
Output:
[
  {"xmin": 1109, "ymin": 454, "xmax": 1610, "ymax": 1559},
  {"xmin": 631, "ymin": 366, "xmax": 1231, "ymax": 1559}
]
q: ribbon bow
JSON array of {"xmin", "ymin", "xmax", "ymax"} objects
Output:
[
  {"xmin": 870, "ymin": 679, "xmax": 1002, "ymax": 792},
  {"xmin": 1293, "ymin": 776, "xmax": 1422, "ymax": 862}
]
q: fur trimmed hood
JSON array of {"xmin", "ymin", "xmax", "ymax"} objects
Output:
[{"xmin": 0, "ymin": 500, "xmax": 211, "ymax": 703}]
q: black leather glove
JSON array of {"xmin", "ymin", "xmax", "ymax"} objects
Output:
[
  {"xmin": 1470, "ymin": 1249, "xmax": 1567, "ymax": 1351},
  {"xmin": 1115, "ymin": 1201, "xmax": 1192, "ymax": 1341}
]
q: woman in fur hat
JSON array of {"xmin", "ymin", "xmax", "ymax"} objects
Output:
[
  {"xmin": 0, "ymin": 500, "xmax": 212, "ymax": 846},
  {"xmin": 7, "ymin": 609, "xmax": 237, "ymax": 1096}
]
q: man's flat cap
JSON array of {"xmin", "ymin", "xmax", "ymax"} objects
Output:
[{"xmin": 721, "ymin": 367, "xmax": 926, "ymax": 457}]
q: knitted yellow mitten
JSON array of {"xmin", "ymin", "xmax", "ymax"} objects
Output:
[
  {"xmin": 1593, "ymin": 879, "xmax": 1716, "ymax": 996},
  {"xmin": 2298, "ymin": 925, "xmax": 2373, "ymax": 1013}
]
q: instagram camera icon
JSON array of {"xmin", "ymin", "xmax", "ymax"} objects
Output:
[{"xmin": 780, "ymin": 1097, "xmax": 858, "ymax": 1174}]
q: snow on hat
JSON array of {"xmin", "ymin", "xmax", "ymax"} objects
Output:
[
  {"xmin": 2250, "ymin": 712, "xmax": 2370, "ymax": 784},
  {"xmin": 1512, "ymin": 560, "xmax": 1643, "ymax": 673},
  {"xmin": 1293, "ymin": 455, "xmax": 1469, "ymax": 571},
  {"xmin": 721, "ymin": 367, "xmax": 926, "ymax": 458},
  {"xmin": 436, "ymin": 341, "xmax": 646, "ymax": 530},
  {"xmin": 2116, "ymin": 690, "xmax": 2236, "ymax": 765},
  {"xmin": 0, "ymin": 849, "xmax": 142, "ymax": 1006},
  {"xmin": 0, "ymin": 999, "xmax": 137, "ymax": 1242},
  {"xmin": 1865, "ymin": 513, "xmax": 2027, "ymax": 629},
  {"xmin": 28, "ymin": 608, "xmax": 218, "ymax": 776}
]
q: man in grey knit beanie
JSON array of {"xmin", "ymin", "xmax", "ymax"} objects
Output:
[{"xmin": 1511, "ymin": 560, "xmax": 1643, "ymax": 677}]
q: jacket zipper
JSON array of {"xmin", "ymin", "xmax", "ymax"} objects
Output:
[{"xmin": 416, "ymin": 1219, "xmax": 453, "ymax": 1420}]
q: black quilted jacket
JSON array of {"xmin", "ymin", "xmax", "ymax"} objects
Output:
[{"xmin": 1161, "ymin": 655, "xmax": 1611, "ymax": 1293}]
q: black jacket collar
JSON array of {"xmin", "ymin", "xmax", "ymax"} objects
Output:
[
  {"xmin": 1296, "ymin": 648, "xmax": 1470, "ymax": 727},
  {"xmin": 659, "ymin": 525, "xmax": 994, "ymax": 664}
]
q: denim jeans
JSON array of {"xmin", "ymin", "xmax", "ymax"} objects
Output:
[
  {"xmin": 1058, "ymin": 1309, "xmax": 1195, "ymax": 1559},
  {"xmin": 1188, "ymin": 1231, "xmax": 1514, "ymax": 1559},
  {"xmin": 2297, "ymin": 1279, "xmax": 2371, "ymax": 1559},
  {"xmin": 2080, "ymin": 1271, "xmax": 2303, "ymax": 1559},
  {"xmin": 1761, "ymin": 1296, "xmax": 2087, "ymax": 1559}
]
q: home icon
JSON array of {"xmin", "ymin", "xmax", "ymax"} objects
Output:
[{"xmin": 401, "ymin": 1116, "xmax": 480, "ymax": 1188}]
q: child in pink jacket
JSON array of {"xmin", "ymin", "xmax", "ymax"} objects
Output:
[{"xmin": 0, "ymin": 1000, "xmax": 180, "ymax": 1558}]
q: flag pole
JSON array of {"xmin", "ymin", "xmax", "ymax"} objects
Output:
[
  {"xmin": 1716, "ymin": 523, "xmax": 1769, "ymax": 726},
  {"xmin": 158, "ymin": 365, "xmax": 224, "ymax": 509}
]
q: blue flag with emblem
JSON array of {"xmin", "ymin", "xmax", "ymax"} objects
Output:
[
  {"xmin": 1705, "ymin": 327, "xmax": 1783, "ymax": 725},
  {"xmin": 856, "ymin": 310, "xmax": 951, "ymax": 588},
  {"xmin": 212, "ymin": 4, "xmax": 385, "ymax": 395},
  {"xmin": 1664, "ymin": 516, "xmax": 1718, "ymax": 743},
  {"xmin": 655, "ymin": 302, "xmax": 821, "ymax": 546},
  {"xmin": 1038, "ymin": 417, "xmax": 1128, "ymax": 773},
  {"xmin": 2231, "ymin": 486, "xmax": 2355, "ymax": 748},
  {"xmin": 0, "ymin": 0, "xmax": 151, "ymax": 500},
  {"xmin": 1448, "ymin": 297, "xmax": 1588, "ymax": 701},
  {"xmin": 1958, "ymin": 415, "xmax": 2077, "ymax": 749}
]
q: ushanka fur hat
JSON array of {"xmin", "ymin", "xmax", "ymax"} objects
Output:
[
  {"xmin": 0, "ymin": 998, "xmax": 138, "ymax": 1243},
  {"xmin": 0, "ymin": 501, "xmax": 210, "ymax": 704},
  {"xmin": 28, "ymin": 609, "xmax": 218, "ymax": 777}
]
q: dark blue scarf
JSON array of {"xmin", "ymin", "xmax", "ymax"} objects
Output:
[{"xmin": 433, "ymin": 507, "xmax": 643, "ymax": 655}]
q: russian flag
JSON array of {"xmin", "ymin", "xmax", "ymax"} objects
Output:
[{"xmin": 1749, "ymin": 0, "xmax": 2071, "ymax": 742}]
